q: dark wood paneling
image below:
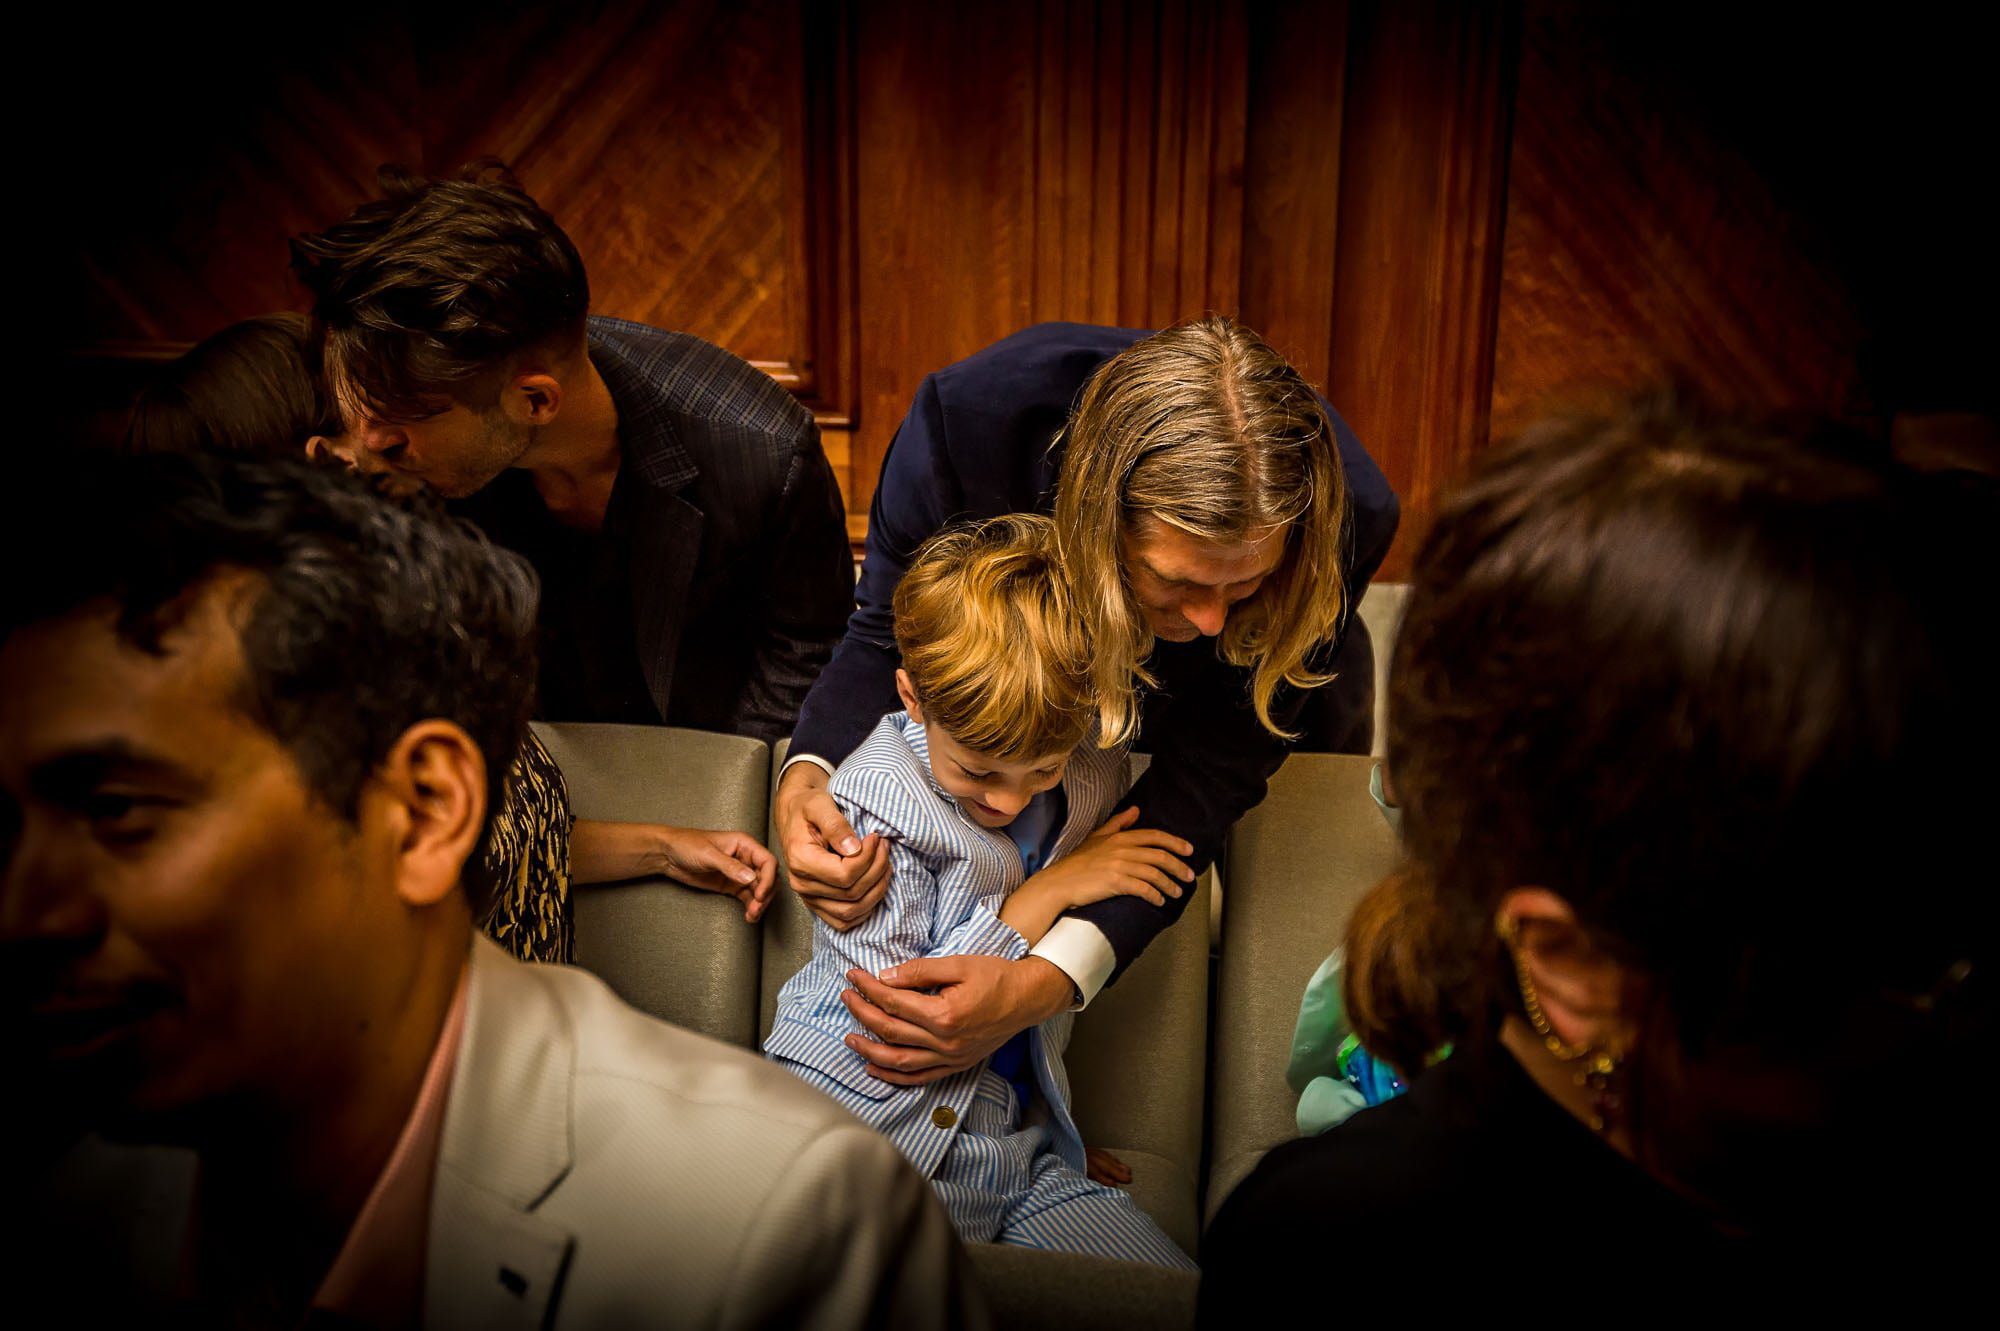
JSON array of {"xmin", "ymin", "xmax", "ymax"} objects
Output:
[
  {"xmin": 57, "ymin": 1, "xmax": 1953, "ymax": 558},
  {"xmin": 53, "ymin": 12, "xmax": 422, "ymax": 349},
  {"xmin": 847, "ymin": 0, "xmax": 1040, "ymax": 524},
  {"xmin": 414, "ymin": 0, "xmax": 842, "ymax": 402},
  {"xmin": 1240, "ymin": 0, "xmax": 1350, "ymax": 393},
  {"xmin": 1028, "ymin": 0, "xmax": 1248, "ymax": 329},
  {"xmin": 847, "ymin": 0, "xmax": 1253, "ymax": 525},
  {"xmin": 1488, "ymin": 3, "xmax": 1868, "ymax": 435},
  {"xmin": 1324, "ymin": 0, "xmax": 1518, "ymax": 579}
]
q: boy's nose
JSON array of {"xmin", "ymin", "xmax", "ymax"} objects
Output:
[{"xmin": 983, "ymin": 789, "xmax": 1029, "ymax": 816}]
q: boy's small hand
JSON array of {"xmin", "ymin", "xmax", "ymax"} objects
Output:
[{"xmin": 1025, "ymin": 806, "xmax": 1195, "ymax": 910}]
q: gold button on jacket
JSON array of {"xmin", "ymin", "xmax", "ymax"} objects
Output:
[{"xmin": 931, "ymin": 1106, "xmax": 958, "ymax": 1129}]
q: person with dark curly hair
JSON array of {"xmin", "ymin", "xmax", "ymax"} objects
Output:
[{"xmin": 1202, "ymin": 396, "xmax": 1996, "ymax": 1310}]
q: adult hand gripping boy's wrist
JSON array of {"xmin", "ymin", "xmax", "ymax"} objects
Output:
[
  {"xmin": 839, "ymin": 955, "xmax": 1074, "ymax": 1085},
  {"xmin": 776, "ymin": 763, "xmax": 892, "ymax": 927}
]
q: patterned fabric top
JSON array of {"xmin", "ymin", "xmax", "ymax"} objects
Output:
[{"xmin": 476, "ymin": 729, "xmax": 575, "ymax": 965}]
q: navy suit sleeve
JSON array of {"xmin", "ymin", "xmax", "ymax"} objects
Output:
[
  {"xmin": 789, "ymin": 377, "xmax": 958, "ymax": 764},
  {"xmin": 1066, "ymin": 403, "xmax": 1400, "ymax": 985}
]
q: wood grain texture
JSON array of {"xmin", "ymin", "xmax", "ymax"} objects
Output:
[
  {"xmin": 846, "ymin": 0, "xmax": 1254, "ymax": 519},
  {"xmin": 1488, "ymin": 3, "xmax": 1868, "ymax": 436},
  {"xmin": 1026, "ymin": 0, "xmax": 1248, "ymax": 328},
  {"xmin": 847, "ymin": 0, "xmax": 1040, "ymax": 520},
  {"xmin": 413, "ymin": 0, "xmax": 851, "ymax": 411},
  {"xmin": 1324, "ymin": 0, "xmax": 1519, "ymax": 579},
  {"xmin": 1239, "ymin": 0, "xmax": 1350, "ymax": 393},
  {"xmin": 56, "ymin": 0, "xmax": 1915, "ymax": 560}
]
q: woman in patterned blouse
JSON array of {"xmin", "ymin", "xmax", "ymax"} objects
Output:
[{"xmin": 126, "ymin": 314, "xmax": 778, "ymax": 962}]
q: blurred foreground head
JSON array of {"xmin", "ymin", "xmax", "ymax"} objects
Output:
[
  {"xmin": 1355, "ymin": 391, "xmax": 1995, "ymax": 1237},
  {"xmin": 0, "ymin": 451, "xmax": 537, "ymax": 1141}
]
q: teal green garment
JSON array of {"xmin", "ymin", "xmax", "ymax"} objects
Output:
[
  {"xmin": 1287, "ymin": 761, "xmax": 1406, "ymax": 1136},
  {"xmin": 1288, "ymin": 948, "xmax": 1369, "ymax": 1135},
  {"xmin": 1369, "ymin": 759, "xmax": 1401, "ymax": 835}
]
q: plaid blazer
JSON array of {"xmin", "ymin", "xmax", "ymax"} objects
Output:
[{"xmin": 466, "ymin": 316, "xmax": 855, "ymax": 741}]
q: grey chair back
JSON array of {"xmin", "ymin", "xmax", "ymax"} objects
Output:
[
  {"xmin": 757, "ymin": 738, "xmax": 821, "ymax": 1040},
  {"xmin": 1205, "ymin": 751, "xmax": 1399, "ymax": 1221},
  {"xmin": 534, "ymin": 722, "xmax": 770, "ymax": 1047}
]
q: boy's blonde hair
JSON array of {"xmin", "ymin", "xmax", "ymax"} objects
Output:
[{"xmin": 894, "ymin": 514, "xmax": 1093, "ymax": 761}]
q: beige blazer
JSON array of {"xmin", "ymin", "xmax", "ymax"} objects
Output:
[
  {"xmin": 29, "ymin": 937, "xmax": 984, "ymax": 1329},
  {"xmin": 427, "ymin": 936, "xmax": 985, "ymax": 1329}
]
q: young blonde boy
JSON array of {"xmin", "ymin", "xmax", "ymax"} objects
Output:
[{"xmin": 765, "ymin": 514, "xmax": 1195, "ymax": 1266}]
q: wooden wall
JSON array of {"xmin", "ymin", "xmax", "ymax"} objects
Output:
[{"xmin": 53, "ymin": 1, "xmax": 1992, "ymax": 575}]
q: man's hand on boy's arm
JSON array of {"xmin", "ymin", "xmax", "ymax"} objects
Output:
[
  {"xmin": 998, "ymin": 807, "xmax": 1194, "ymax": 945},
  {"xmin": 777, "ymin": 762, "xmax": 893, "ymax": 929},
  {"xmin": 840, "ymin": 956, "xmax": 1076, "ymax": 1085}
]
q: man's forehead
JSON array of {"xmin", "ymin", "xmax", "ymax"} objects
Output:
[
  {"xmin": 328, "ymin": 363, "xmax": 453, "ymax": 428},
  {"xmin": 0, "ymin": 581, "xmax": 265, "ymax": 776},
  {"xmin": 1131, "ymin": 520, "xmax": 1288, "ymax": 584}
]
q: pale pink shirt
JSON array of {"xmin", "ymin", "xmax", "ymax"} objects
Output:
[{"xmin": 310, "ymin": 967, "xmax": 471, "ymax": 1326}]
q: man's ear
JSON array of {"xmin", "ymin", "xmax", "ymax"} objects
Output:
[
  {"xmin": 1496, "ymin": 887, "xmax": 1633, "ymax": 1053},
  {"xmin": 372, "ymin": 720, "xmax": 488, "ymax": 909},
  {"xmin": 505, "ymin": 372, "xmax": 564, "ymax": 427},
  {"xmin": 894, "ymin": 668, "xmax": 924, "ymax": 723}
]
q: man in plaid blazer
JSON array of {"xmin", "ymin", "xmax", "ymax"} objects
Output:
[{"xmin": 293, "ymin": 164, "xmax": 854, "ymax": 743}]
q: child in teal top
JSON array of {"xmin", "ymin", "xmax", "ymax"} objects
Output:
[{"xmin": 1289, "ymin": 761, "xmax": 1427, "ymax": 1135}]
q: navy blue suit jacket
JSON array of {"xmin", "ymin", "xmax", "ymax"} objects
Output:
[{"xmin": 792, "ymin": 322, "xmax": 1400, "ymax": 984}]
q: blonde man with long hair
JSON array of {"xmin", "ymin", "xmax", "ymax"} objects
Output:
[{"xmin": 778, "ymin": 318, "xmax": 1398, "ymax": 1086}]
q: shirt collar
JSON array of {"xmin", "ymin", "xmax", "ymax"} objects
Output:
[{"xmin": 310, "ymin": 963, "xmax": 472, "ymax": 1324}]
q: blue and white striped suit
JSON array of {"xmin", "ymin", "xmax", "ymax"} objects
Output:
[{"xmin": 766, "ymin": 712, "xmax": 1193, "ymax": 1267}]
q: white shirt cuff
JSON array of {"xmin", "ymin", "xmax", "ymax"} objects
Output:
[
  {"xmin": 1030, "ymin": 919, "xmax": 1117, "ymax": 1010},
  {"xmin": 780, "ymin": 752, "xmax": 837, "ymax": 780}
]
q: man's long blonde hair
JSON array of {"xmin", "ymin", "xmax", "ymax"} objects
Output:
[{"xmin": 1051, "ymin": 316, "xmax": 1351, "ymax": 745}]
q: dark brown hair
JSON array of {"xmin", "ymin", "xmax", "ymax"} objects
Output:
[
  {"xmin": 1356, "ymin": 391, "xmax": 1995, "ymax": 1177},
  {"xmin": 290, "ymin": 161, "xmax": 590, "ymax": 423},
  {"xmin": 126, "ymin": 313, "xmax": 335, "ymax": 456},
  {"xmin": 6, "ymin": 451, "xmax": 539, "ymax": 921}
]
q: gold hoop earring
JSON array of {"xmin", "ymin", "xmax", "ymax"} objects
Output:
[{"xmin": 1496, "ymin": 913, "xmax": 1623, "ymax": 1132}]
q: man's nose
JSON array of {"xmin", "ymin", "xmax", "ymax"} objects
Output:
[
  {"xmin": 1183, "ymin": 591, "xmax": 1229, "ymax": 637},
  {"xmin": 0, "ymin": 823, "xmax": 108, "ymax": 953}
]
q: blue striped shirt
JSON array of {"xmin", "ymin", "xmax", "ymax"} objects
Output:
[{"xmin": 765, "ymin": 712, "xmax": 1127, "ymax": 1179}]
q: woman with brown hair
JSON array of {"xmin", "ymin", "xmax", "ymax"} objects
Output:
[
  {"xmin": 128, "ymin": 317, "xmax": 781, "ymax": 962},
  {"xmin": 1200, "ymin": 395, "xmax": 1995, "ymax": 1307},
  {"xmin": 777, "ymin": 318, "xmax": 1398, "ymax": 1086}
]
